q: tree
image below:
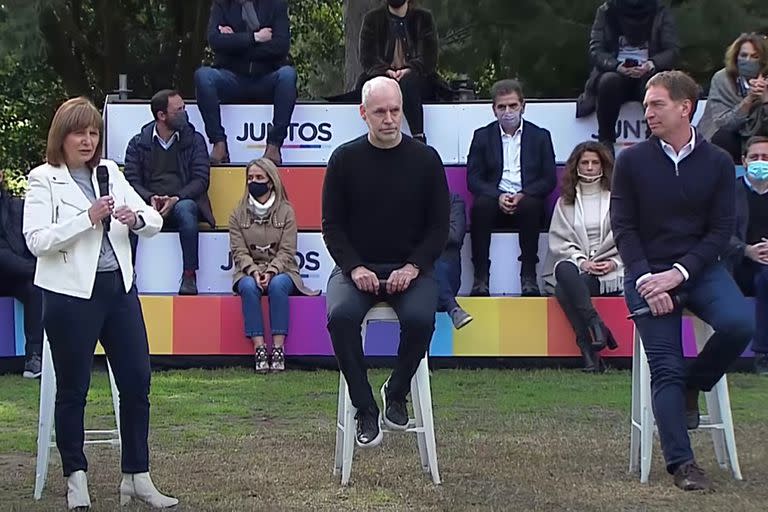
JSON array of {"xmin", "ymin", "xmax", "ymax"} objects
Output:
[{"xmin": 343, "ymin": 0, "xmax": 378, "ymax": 90}]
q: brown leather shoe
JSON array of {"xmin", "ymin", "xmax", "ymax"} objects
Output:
[
  {"xmin": 673, "ymin": 460, "xmax": 712, "ymax": 491},
  {"xmin": 263, "ymin": 143, "xmax": 282, "ymax": 166},
  {"xmin": 210, "ymin": 141, "xmax": 229, "ymax": 164},
  {"xmin": 685, "ymin": 388, "xmax": 700, "ymax": 430}
]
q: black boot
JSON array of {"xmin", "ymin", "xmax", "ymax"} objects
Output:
[
  {"xmin": 576, "ymin": 337, "xmax": 602, "ymax": 373},
  {"xmin": 586, "ymin": 317, "xmax": 611, "ymax": 352}
]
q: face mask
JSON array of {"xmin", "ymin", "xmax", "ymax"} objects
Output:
[
  {"xmin": 499, "ymin": 111, "xmax": 521, "ymax": 132},
  {"xmin": 577, "ymin": 172, "xmax": 603, "ymax": 183},
  {"xmin": 248, "ymin": 181, "xmax": 271, "ymax": 199},
  {"xmin": 166, "ymin": 110, "xmax": 188, "ymax": 132},
  {"xmin": 388, "ymin": 0, "xmax": 407, "ymax": 8},
  {"xmin": 737, "ymin": 58, "xmax": 761, "ymax": 80},
  {"xmin": 747, "ymin": 160, "xmax": 768, "ymax": 181}
]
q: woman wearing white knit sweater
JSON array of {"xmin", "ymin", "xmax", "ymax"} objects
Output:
[{"xmin": 542, "ymin": 142, "xmax": 623, "ymax": 372}]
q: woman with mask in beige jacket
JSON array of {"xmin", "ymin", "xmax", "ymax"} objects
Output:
[{"xmin": 229, "ymin": 158, "xmax": 319, "ymax": 373}]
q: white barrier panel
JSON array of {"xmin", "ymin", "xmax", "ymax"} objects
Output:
[
  {"xmin": 135, "ymin": 232, "xmax": 549, "ymax": 295},
  {"xmin": 105, "ymin": 101, "xmax": 706, "ymax": 166}
]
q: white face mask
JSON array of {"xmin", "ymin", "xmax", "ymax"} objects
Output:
[{"xmin": 577, "ymin": 172, "xmax": 603, "ymax": 183}]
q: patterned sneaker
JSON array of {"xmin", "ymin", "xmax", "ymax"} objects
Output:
[
  {"xmin": 270, "ymin": 347, "xmax": 285, "ymax": 372},
  {"xmin": 254, "ymin": 345, "xmax": 269, "ymax": 373}
]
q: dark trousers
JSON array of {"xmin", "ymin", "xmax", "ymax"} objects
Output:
[
  {"xmin": 358, "ymin": 72, "xmax": 432, "ymax": 135},
  {"xmin": 624, "ymin": 264, "xmax": 754, "ymax": 472},
  {"xmin": 434, "ymin": 254, "xmax": 461, "ymax": 312},
  {"xmin": 734, "ymin": 259, "xmax": 768, "ymax": 354},
  {"xmin": 470, "ymin": 194, "xmax": 544, "ymax": 279},
  {"xmin": 711, "ymin": 127, "xmax": 743, "ymax": 164},
  {"xmin": 0, "ymin": 275, "xmax": 43, "ymax": 355},
  {"xmin": 326, "ymin": 265, "xmax": 438, "ymax": 410},
  {"xmin": 596, "ymin": 72, "xmax": 649, "ymax": 143},
  {"xmin": 194, "ymin": 65, "xmax": 298, "ymax": 146},
  {"xmin": 43, "ymin": 271, "xmax": 151, "ymax": 476},
  {"xmin": 554, "ymin": 261, "xmax": 617, "ymax": 343},
  {"xmin": 130, "ymin": 199, "xmax": 200, "ymax": 271}
]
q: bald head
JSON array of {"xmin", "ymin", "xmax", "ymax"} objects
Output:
[{"xmin": 361, "ymin": 76, "xmax": 402, "ymax": 109}]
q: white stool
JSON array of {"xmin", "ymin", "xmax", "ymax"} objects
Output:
[
  {"xmin": 629, "ymin": 314, "xmax": 742, "ymax": 483},
  {"xmin": 34, "ymin": 333, "xmax": 122, "ymax": 500},
  {"xmin": 333, "ymin": 303, "xmax": 440, "ymax": 486}
]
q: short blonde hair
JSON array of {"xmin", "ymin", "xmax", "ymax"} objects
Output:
[
  {"xmin": 361, "ymin": 76, "xmax": 402, "ymax": 108},
  {"xmin": 46, "ymin": 97, "xmax": 103, "ymax": 169}
]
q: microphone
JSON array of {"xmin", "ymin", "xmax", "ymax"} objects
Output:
[
  {"xmin": 627, "ymin": 292, "xmax": 688, "ymax": 319},
  {"xmin": 96, "ymin": 165, "xmax": 110, "ymax": 232}
]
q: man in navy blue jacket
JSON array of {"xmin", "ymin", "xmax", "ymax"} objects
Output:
[
  {"xmin": 611, "ymin": 70, "xmax": 754, "ymax": 491},
  {"xmin": 125, "ymin": 90, "xmax": 214, "ymax": 295},
  {"xmin": 195, "ymin": 0, "xmax": 296, "ymax": 166},
  {"xmin": 467, "ymin": 79, "xmax": 556, "ymax": 297}
]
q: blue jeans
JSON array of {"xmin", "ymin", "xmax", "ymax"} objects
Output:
[
  {"xmin": 434, "ymin": 255, "xmax": 461, "ymax": 312},
  {"xmin": 624, "ymin": 263, "xmax": 754, "ymax": 472},
  {"xmin": 733, "ymin": 260, "xmax": 768, "ymax": 353},
  {"xmin": 237, "ymin": 273, "xmax": 295, "ymax": 337},
  {"xmin": 194, "ymin": 65, "xmax": 298, "ymax": 146},
  {"xmin": 163, "ymin": 199, "xmax": 200, "ymax": 271}
]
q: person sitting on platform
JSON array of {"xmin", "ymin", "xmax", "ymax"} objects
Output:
[
  {"xmin": 124, "ymin": 89, "xmax": 214, "ymax": 296},
  {"xmin": 612, "ymin": 71, "xmax": 754, "ymax": 491},
  {"xmin": 729, "ymin": 136, "xmax": 768, "ymax": 375},
  {"xmin": 195, "ymin": 0, "xmax": 297, "ymax": 165},
  {"xmin": 542, "ymin": 141, "xmax": 622, "ymax": 373},
  {"xmin": 435, "ymin": 193, "xmax": 472, "ymax": 329},
  {"xmin": 0, "ymin": 169, "xmax": 43, "ymax": 378},
  {"xmin": 357, "ymin": 0, "xmax": 440, "ymax": 144},
  {"xmin": 229, "ymin": 158, "xmax": 319, "ymax": 373},
  {"xmin": 322, "ymin": 76, "xmax": 449, "ymax": 447},
  {"xmin": 467, "ymin": 79, "xmax": 556, "ymax": 297},
  {"xmin": 576, "ymin": 0, "xmax": 679, "ymax": 154},
  {"xmin": 698, "ymin": 33, "xmax": 768, "ymax": 163}
]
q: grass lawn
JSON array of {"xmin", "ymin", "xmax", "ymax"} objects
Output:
[{"xmin": 0, "ymin": 367, "xmax": 766, "ymax": 511}]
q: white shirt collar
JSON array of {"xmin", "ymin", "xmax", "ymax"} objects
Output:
[
  {"xmin": 153, "ymin": 125, "xmax": 179, "ymax": 149},
  {"xmin": 660, "ymin": 127, "xmax": 696, "ymax": 158},
  {"xmin": 499, "ymin": 121, "xmax": 523, "ymax": 139}
]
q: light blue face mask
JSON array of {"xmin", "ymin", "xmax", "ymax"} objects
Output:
[{"xmin": 747, "ymin": 160, "xmax": 768, "ymax": 181}]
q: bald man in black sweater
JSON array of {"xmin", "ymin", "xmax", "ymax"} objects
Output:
[{"xmin": 322, "ymin": 76, "xmax": 449, "ymax": 448}]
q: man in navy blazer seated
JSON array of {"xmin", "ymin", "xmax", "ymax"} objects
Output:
[{"xmin": 467, "ymin": 79, "xmax": 557, "ymax": 296}]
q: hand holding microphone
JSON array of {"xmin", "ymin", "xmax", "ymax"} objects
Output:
[
  {"xmin": 628, "ymin": 292, "xmax": 688, "ymax": 319},
  {"xmin": 95, "ymin": 165, "xmax": 112, "ymax": 231},
  {"xmin": 88, "ymin": 196, "xmax": 114, "ymax": 226}
]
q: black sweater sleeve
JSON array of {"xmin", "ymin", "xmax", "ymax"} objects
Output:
[
  {"xmin": 408, "ymin": 149, "xmax": 450, "ymax": 269},
  {"xmin": 321, "ymin": 149, "xmax": 364, "ymax": 275},
  {"xmin": 676, "ymin": 151, "xmax": 736, "ymax": 278},
  {"xmin": 610, "ymin": 151, "xmax": 651, "ymax": 279}
]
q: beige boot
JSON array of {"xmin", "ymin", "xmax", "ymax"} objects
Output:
[
  {"xmin": 66, "ymin": 470, "xmax": 91, "ymax": 510},
  {"xmin": 120, "ymin": 472, "xmax": 178, "ymax": 508},
  {"xmin": 210, "ymin": 141, "xmax": 229, "ymax": 164},
  {"xmin": 263, "ymin": 143, "xmax": 282, "ymax": 166}
]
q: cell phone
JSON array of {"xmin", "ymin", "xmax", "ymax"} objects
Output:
[{"xmin": 624, "ymin": 58, "xmax": 639, "ymax": 68}]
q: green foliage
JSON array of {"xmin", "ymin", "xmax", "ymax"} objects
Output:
[
  {"xmin": 290, "ymin": 0, "xmax": 345, "ymax": 98},
  {"xmin": 0, "ymin": 54, "xmax": 66, "ymax": 176}
]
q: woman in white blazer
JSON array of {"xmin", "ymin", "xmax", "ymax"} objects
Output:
[{"xmin": 23, "ymin": 97, "xmax": 177, "ymax": 510}]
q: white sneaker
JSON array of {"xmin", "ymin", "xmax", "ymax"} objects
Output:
[
  {"xmin": 66, "ymin": 470, "xmax": 91, "ymax": 510},
  {"xmin": 120, "ymin": 472, "xmax": 178, "ymax": 508}
]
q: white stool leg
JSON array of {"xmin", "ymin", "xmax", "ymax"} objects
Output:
[
  {"xmin": 629, "ymin": 328, "xmax": 641, "ymax": 474},
  {"xmin": 34, "ymin": 335, "xmax": 56, "ymax": 500},
  {"xmin": 106, "ymin": 358, "xmax": 122, "ymax": 447},
  {"xmin": 704, "ymin": 386, "xmax": 727, "ymax": 468},
  {"xmin": 333, "ymin": 372, "xmax": 346, "ymax": 476},
  {"xmin": 411, "ymin": 361, "xmax": 429, "ymax": 473},
  {"xmin": 415, "ymin": 356, "xmax": 440, "ymax": 484},
  {"xmin": 639, "ymin": 339, "xmax": 654, "ymax": 484},
  {"xmin": 715, "ymin": 376, "xmax": 743, "ymax": 480},
  {"xmin": 341, "ymin": 380, "xmax": 356, "ymax": 486}
]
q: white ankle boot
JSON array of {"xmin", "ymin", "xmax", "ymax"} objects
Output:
[
  {"xmin": 119, "ymin": 472, "xmax": 178, "ymax": 508},
  {"xmin": 66, "ymin": 470, "xmax": 91, "ymax": 510}
]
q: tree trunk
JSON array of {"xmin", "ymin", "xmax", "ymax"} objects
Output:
[{"xmin": 343, "ymin": 0, "xmax": 378, "ymax": 90}]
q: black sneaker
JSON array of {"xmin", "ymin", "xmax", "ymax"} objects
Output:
[
  {"xmin": 755, "ymin": 353, "xmax": 768, "ymax": 376},
  {"xmin": 23, "ymin": 353, "xmax": 42, "ymax": 379},
  {"xmin": 520, "ymin": 275, "xmax": 540, "ymax": 297},
  {"xmin": 254, "ymin": 345, "xmax": 269, "ymax": 373},
  {"xmin": 179, "ymin": 272, "xmax": 198, "ymax": 296},
  {"xmin": 380, "ymin": 382, "xmax": 408, "ymax": 430},
  {"xmin": 270, "ymin": 347, "xmax": 285, "ymax": 372},
  {"xmin": 470, "ymin": 278, "xmax": 490, "ymax": 297},
  {"xmin": 355, "ymin": 406, "xmax": 383, "ymax": 448},
  {"xmin": 673, "ymin": 460, "xmax": 712, "ymax": 491}
]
